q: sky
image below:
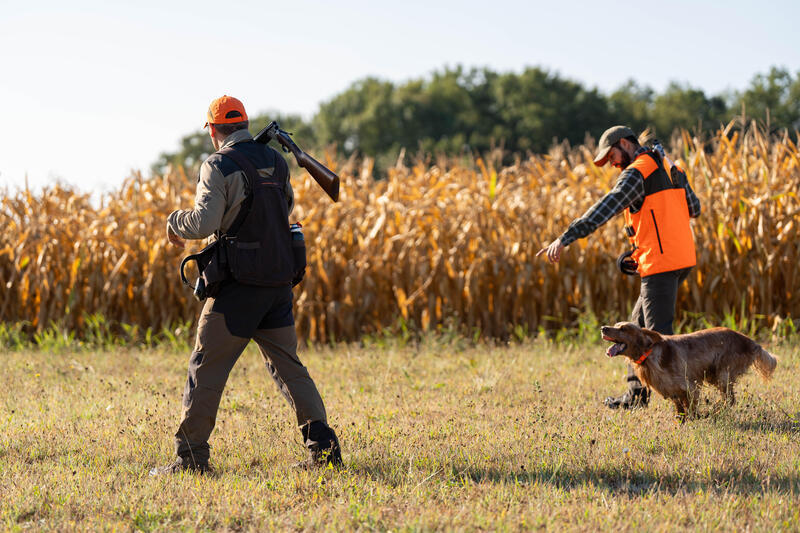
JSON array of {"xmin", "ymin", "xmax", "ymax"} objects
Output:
[{"xmin": 1, "ymin": 0, "xmax": 798, "ymax": 194}]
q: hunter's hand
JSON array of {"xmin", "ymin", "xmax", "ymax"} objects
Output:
[
  {"xmin": 167, "ymin": 226, "xmax": 185, "ymax": 249},
  {"xmin": 536, "ymin": 238, "xmax": 564, "ymax": 264}
]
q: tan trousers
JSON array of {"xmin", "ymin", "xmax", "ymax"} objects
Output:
[{"xmin": 174, "ymin": 298, "xmax": 327, "ymax": 462}]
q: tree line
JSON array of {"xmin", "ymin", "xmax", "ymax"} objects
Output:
[{"xmin": 154, "ymin": 65, "xmax": 800, "ymax": 174}]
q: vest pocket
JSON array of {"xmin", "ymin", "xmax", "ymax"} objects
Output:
[{"xmin": 650, "ymin": 210, "xmax": 664, "ymax": 253}]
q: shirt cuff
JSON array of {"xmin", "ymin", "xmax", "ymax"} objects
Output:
[
  {"xmin": 166, "ymin": 210, "xmax": 183, "ymax": 238},
  {"xmin": 559, "ymin": 229, "xmax": 578, "ymax": 248}
]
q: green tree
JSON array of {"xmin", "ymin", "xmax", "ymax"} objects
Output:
[
  {"xmin": 153, "ymin": 65, "xmax": 800, "ymax": 174},
  {"xmin": 312, "ymin": 77, "xmax": 400, "ymax": 157},
  {"xmin": 313, "ymin": 66, "xmax": 613, "ymax": 159},
  {"xmin": 313, "ymin": 67, "xmax": 503, "ymax": 166},
  {"xmin": 651, "ymin": 82, "xmax": 728, "ymax": 137},
  {"xmin": 489, "ymin": 67, "xmax": 611, "ymax": 152},
  {"xmin": 607, "ymin": 80, "xmax": 654, "ymax": 132},
  {"xmin": 735, "ymin": 67, "xmax": 800, "ymax": 131}
]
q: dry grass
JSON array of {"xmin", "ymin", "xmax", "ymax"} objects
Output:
[
  {"xmin": 1, "ymin": 123, "xmax": 799, "ymax": 341},
  {"xmin": 1, "ymin": 338, "xmax": 798, "ymax": 530}
]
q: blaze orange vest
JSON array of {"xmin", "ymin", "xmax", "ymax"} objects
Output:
[{"xmin": 623, "ymin": 151, "xmax": 696, "ymax": 277}]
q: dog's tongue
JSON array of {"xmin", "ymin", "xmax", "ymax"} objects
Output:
[{"xmin": 606, "ymin": 343, "xmax": 625, "ymax": 357}]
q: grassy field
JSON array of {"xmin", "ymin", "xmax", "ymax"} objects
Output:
[{"xmin": 2, "ymin": 335, "xmax": 799, "ymax": 531}]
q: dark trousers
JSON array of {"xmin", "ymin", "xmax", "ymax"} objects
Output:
[{"xmin": 626, "ymin": 267, "xmax": 693, "ymax": 390}]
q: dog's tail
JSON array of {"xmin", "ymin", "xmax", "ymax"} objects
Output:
[{"xmin": 753, "ymin": 347, "xmax": 777, "ymax": 380}]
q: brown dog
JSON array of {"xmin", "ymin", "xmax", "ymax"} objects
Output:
[{"xmin": 600, "ymin": 322, "xmax": 777, "ymax": 419}]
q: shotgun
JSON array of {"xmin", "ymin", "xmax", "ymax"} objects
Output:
[{"xmin": 253, "ymin": 121, "xmax": 340, "ymax": 202}]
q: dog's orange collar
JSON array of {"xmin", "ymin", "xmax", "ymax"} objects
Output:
[{"xmin": 634, "ymin": 348, "xmax": 652, "ymax": 365}]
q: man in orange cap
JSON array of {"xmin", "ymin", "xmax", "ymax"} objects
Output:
[
  {"xmin": 152, "ymin": 95, "xmax": 342, "ymax": 475},
  {"xmin": 537, "ymin": 125, "xmax": 701, "ymax": 410}
]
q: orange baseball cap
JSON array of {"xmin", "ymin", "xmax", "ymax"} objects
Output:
[{"xmin": 204, "ymin": 95, "xmax": 248, "ymax": 128}]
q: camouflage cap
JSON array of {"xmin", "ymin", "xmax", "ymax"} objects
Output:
[{"xmin": 593, "ymin": 125, "xmax": 636, "ymax": 166}]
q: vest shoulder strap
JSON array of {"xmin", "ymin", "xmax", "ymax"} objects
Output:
[
  {"xmin": 216, "ymin": 145, "xmax": 272, "ymax": 236},
  {"xmin": 627, "ymin": 151, "xmax": 659, "ymax": 178}
]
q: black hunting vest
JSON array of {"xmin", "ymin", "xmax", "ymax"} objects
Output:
[{"xmin": 216, "ymin": 142, "xmax": 295, "ymax": 287}]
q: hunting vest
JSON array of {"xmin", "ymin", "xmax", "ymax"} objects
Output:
[
  {"xmin": 623, "ymin": 150, "xmax": 696, "ymax": 277},
  {"xmin": 217, "ymin": 143, "xmax": 295, "ymax": 287}
]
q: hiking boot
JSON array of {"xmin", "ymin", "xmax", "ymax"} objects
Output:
[
  {"xmin": 293, "ymin": 444, "xmax": 343, "ymax": 470},
  {"xmin": 604, "ymin": 387, "xmax": 649, "ymax": 410},
  {"xmin": 149, "ymin": 456, "xmax": 211, "ymax": 476},
  {"xmin": 294, "ymin": 420, "xmax": 343, "ymax": 470}
]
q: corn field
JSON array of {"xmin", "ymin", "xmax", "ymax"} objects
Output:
[{"xmin": 1, "ymin": 123, "xmax": 798, "ymax": 342}]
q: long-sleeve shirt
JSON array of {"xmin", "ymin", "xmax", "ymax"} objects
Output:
[
  {"xmin": 559, "ymin": 147, "xmax": 701, "ymax": 247},
  {"xmin": 167, "ymin": 129, "xmax": 293, "ymax": 242}
]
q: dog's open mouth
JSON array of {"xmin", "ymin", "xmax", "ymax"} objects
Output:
[{"xmin": 603, "ymin": 335, "xmax": 626, "ymax": 357}]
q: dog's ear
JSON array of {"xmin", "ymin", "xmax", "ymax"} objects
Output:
[{"xmin": 641, "ymin": 328, "xmax": 663, "ymax": 349}]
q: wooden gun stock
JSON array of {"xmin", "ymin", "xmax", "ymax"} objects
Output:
[
  {"xmin": 275, "ymin": 131, "xmax": 340, "ymax": 202},
  {"xmin": 254, "ymin": 122, "xmax": 340, "ymax": 202}
]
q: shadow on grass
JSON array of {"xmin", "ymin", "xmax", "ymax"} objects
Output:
[
  {"xmin": 732, "ymin": 418, "xmax": 800, "ymax": 434},
  {"xmin": 346, "ymin": 459, "xmax": 800, "ymax": 495},
  {"xmin": 706, "ymin": 404, "xmax": 800, "ymax": 434},
  {"xmin": 457, "ymin": 465, "xmax": 800, "ymax": 495}
]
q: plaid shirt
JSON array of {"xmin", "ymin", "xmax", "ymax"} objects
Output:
[{"xmin": 560, "ymin": 147, "xmax": 701, "ymax": 247}]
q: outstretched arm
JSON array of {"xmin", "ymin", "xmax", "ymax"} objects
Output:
[{"xmin": 537, "ymin": 169, "xmax": 644, "ymax": 263}]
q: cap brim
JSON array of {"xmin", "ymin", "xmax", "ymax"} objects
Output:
[{"xmin": 593, "ymin": 146, "xmax": 611, "ymax": 167}]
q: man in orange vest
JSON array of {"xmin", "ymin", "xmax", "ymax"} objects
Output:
[{"xmin": 537, "ymin": 125, "xmax": 701, "ymax": 409}]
